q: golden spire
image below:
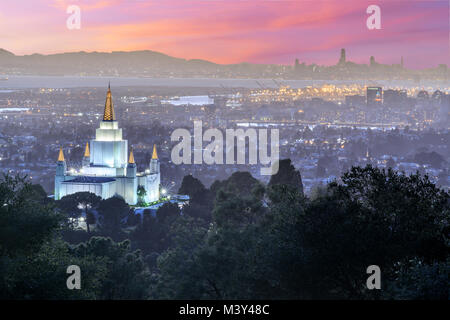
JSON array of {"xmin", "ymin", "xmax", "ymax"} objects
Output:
[
  {"xmin": 57, "ymin": 147, "xmax": 65, "ymax": 162},
  {"xmin": 128, "ymin": 149, "xmax": 135, "ymax": 164},
  {"xmin": 84, "ymin": 142, "xmax": 90, "ymax": 157},
  {"xmin": 152, "ymin": 144, "xmax": 158, "ymax": 159},
  {"xmin": 103, "ymin": 83, "xmax": 116, "ymax": 121}
]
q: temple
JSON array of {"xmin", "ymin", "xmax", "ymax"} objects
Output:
[{"xmin": 54, "ymin": 85, "xmax": 160, "ymax": 205}]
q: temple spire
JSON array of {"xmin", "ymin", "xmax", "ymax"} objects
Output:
[
  {"xmin": 152, "ymin": 144, "xmax": 158, "ymax": 159},
  {"xmin": 129, "ymin": 149, "xmax": 135, "ymax": 164},
  {"xmin": 84, "ymin": 142, "xmax": 90, "ymax": 157},
  {"xmin": 103, "ymin": 84, "xmax": 116, "ymax": 121},
  {"xmin": 57, "ymin": 147, "xmax": 65, "ymax": 162}
]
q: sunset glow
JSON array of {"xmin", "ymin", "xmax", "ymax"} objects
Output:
[{"xmin": 0, "ymin": 0, "xmax": 448, "ymax": 68}]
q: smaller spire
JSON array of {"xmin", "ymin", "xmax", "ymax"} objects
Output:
[
  {"xmin": 57, "ymin": 147, "xmax": 65, "ymax": 162},
  {"xmin": 129, "ymin": 149, "xmax": 135, "ymax": 164},
  {"xmin": 84, "ymin": 142, "xmax": 90, "ymax": 157},
  {"xmin": 152, "ymin": 144, "xmax": 158, "ymax": 159}
]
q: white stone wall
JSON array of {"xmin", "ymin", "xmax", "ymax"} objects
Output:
[
  {"xmin": 136, "ymin": 173, "xmax": 160, "ymax": 203},
  {"xmin": 57, "ymin": 178, "xmax": 138, "ymax": 205},
  {"xmin": 54, "ymin": 176, "xmax": 65, "ymax": 200},
  {"xmin": 90, "ymin": 139, "xmax": 128, "ymax": 168},
  {"xmin": 146, "ymin": 173, "xmax": 160, "ymax": 202},
  {"xmin": 81, "ymin": 166, "xmax": 117, "ymax": 177},
  {"xmin": 96, "ymin": 121, "xmax": 122, "ymax": 140},
  {"xmin": 124, "ymin": 177, "xmax": 138, "ymax": 205},
  {"xmin": 114, "ymin": 176, "xmax": 137, "ymax": 204},
  {"xmin": 59, "ymin": 181, "xmax": 116, "ymax": 200}
]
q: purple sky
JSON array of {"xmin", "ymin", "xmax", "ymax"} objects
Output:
[{"xmin": 0, "ymin": 0, "xmax": 448, "ymax": 68}]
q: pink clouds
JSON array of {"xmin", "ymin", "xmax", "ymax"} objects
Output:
[{"xmin": 0, "ymin": 0, "xmax": 447, "ymax": 68}]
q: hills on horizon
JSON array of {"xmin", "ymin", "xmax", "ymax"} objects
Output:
[{"xmin": 0, "ymin": 48, "xmax": 447, "ymax": 80}]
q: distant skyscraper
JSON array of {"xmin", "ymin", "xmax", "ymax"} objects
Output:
[
  {"xmin": 370, "ymin": 56, "xmax": 376, "ymax": 67},
  {"xmin": 366, "ymin": 87, "xmax": 383, "ymax": 106},
  {"xmin": 401, "ymin": 56, "xmax": 404, "ymax": 68},
  {"xmin": 339, "ymin": 48, "xmax": 346, "ymax": 65},
  {"xmin": 294, "ymin": 58, "xmax": 300, "ymax": 71}
]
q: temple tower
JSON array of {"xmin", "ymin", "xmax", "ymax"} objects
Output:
[
  {"xmin": 54, "ymin": 147, "xmax": 67, "ymax": 200},
  {"xmin": 90, "ymin": 84, "xmax": 128, "ymax": 170}
]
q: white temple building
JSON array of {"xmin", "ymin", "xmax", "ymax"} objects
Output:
[{"xmin": 54, "ymin": 85, "xmax": 160, "ymax": 205}]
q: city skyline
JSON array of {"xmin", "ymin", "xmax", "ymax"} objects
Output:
[{"xmin": 0, "ymin": 0, "xmax": 448, "ymax": 69}]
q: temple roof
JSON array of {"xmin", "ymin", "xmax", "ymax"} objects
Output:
[
  {"xmin": 57, "ymin": 147, "xmax": 65, "ymax": 161},
  {"xmin": 103, "ymin": 83, "xmax": 116, "ymax": 121},
  {"xmin": 129, "ymin": 149, "xmax": 135, "ymax": 164},
  {"xmin": 84, "ymin": 142, "xmax": 90, "ymax": 157},
  {"xmin": 152, "ymin": 144, "xmax": 158, "ymax": 159},
  {"xmin": 62, "ymin": 176, "xmax": 116, "ymax": 184}
]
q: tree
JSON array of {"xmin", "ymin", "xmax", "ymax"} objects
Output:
[
  {"xmin": 131, "ymin": 209, "xmax": 161, "ymax": 254},
  {"xmin": 156, "ymin": 202, "xmax": 180, "ymax": 225},
  {"xmin": 126, "ymin": 208, "xmax": 140, "ymax": 227},
  {"xmin": 178, "ymin": 174, "xmax": 209, "ymax": 205},
  {"xmin": 384, "ymin": 258, "xmax": 449, "ymax": 300},
  {"xmin": 71, "ymin": 237, "xmax": 151, "ymax": 299},
  {"xmin": 86, "ymin": 211, "xmax": 97, "ymax": 232},
  {"xmin": 213, "ymin": 186, "xmax": 266, "ymax": 229},
  {"xmin": 153, "ymin": 165, "xmax": 449, "ymax": 300},
  {"xmin": 182, "ymin": 202, "xmax": 212, "ymax": 224},
  {"xmin": 297, "ymin": 165, "xmax": 449, "ymax": 298},
  {"xmin": 153, "ymin": 215, "xmax": 218, "ymax": 299},
  {"xmin": 1, "ymin": 238, "xmax": 108, "ymax": 299},
  {"xmin": 57, "ymin": 192, "xmax": 101, "ymax": 231},
  {"xmin": 268, "ymin": 159, "xmax": 303, "ymax": 195},
  {"xmin": 0, "ymin": 174, "xmax": 61, "ymax": 257},
  {"xmin": 97, "ymin": 196, "xmax": 129, "ymax": 238},
  {"xmin": 137, "ymin": 185, "xmax": 147, "ymax": 206},
  {"xmin": 77, "ymin": 192, "xmax": 101, "ymax": 233},
  {"xmin": 0, "ymin": 176, "xmax": 106, "ymax": 299},
  {"xmin": 20, "ymin": 184, "xmax": 50, "ymax": 205},
  {"xmin": 2, "ymin": 164, "xmax": 448, "ymax": 299},
  {"xmin": 154, "ymin": 182, "xmax": 269, "ymax": 299},
  {"xmin": 210, "ymin": 171, "xmax": 260, "ymax": 198}
]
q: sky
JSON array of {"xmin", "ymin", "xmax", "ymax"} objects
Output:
[{"xmin": 0, "ymin": 0, "xmax": 448, "ymax": 69}]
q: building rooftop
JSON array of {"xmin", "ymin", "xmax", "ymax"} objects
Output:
[{"xmin": 62, "ymin": 176, "xmax": 116, "ymax": 184}]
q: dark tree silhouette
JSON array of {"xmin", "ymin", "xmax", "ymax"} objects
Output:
[
  {"xmin": 268, "ymin": 159, "xmax": 304, "ymax": 195},
  {"xmin": 97, "ymin": 196, "xmax": 129, "ymax": 238}
]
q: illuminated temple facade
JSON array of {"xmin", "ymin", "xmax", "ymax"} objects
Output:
[{"xmin": 54, "ymin": 85, "xmax": 160, "ymax": 205}]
